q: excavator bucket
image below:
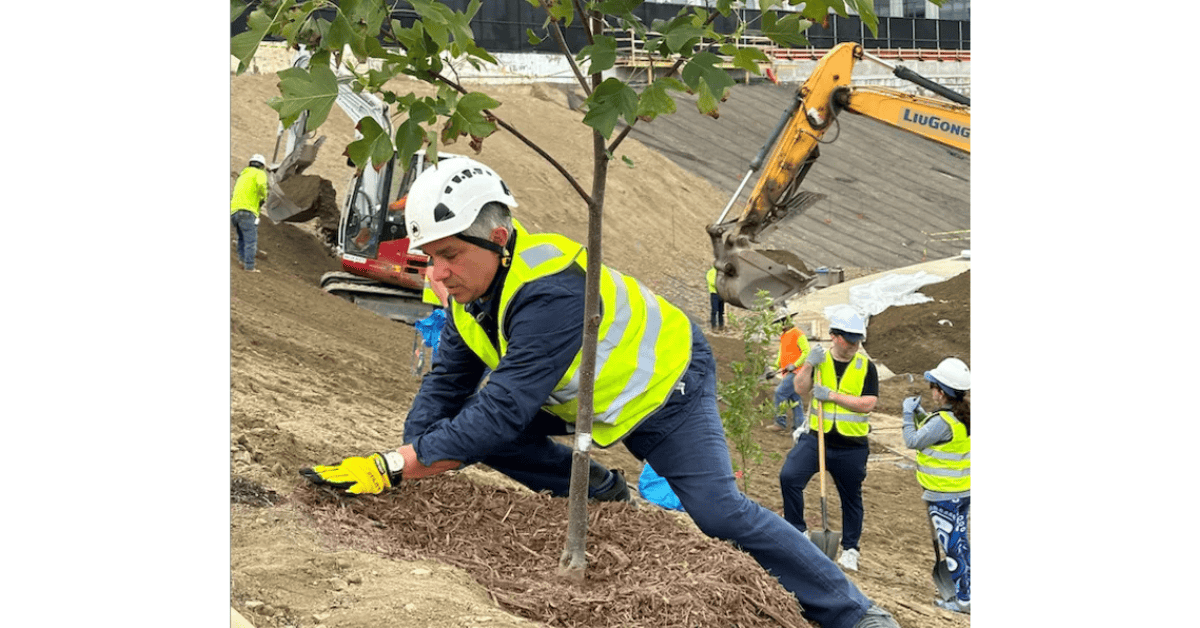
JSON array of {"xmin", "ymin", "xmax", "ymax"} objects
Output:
[
  {"xmin": 713, "ymin": 247, "xmax": 817, "ymax": 309},
  {"xmin": 262, "ymin": 126, "xmax": 326, "ymax": 224},
  {"xmin": 707, "ymin": 190, "xmax": 826, "ymax": 309}
]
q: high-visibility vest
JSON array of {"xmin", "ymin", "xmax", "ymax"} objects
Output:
[
  {"xmin": 706, "ymin": 267, "xmax": 717, "ymax": 294},
  {"xmin": 808, "ymin": 353, "xmax": 871, "ymax": 437},
  {"xmin": 422, "ymin": 276, "xmax": 442, "ymax": 306},
  {"xmin": 230, "ymin": 166, "xmax": 267, "ymax": 216},
  {"xmin": 451, "ymin": 221, "xmax": 693, "ymax": 447},
  {"xmin": 777, "ymin": 328, "xmax": 810, "ymax": 370},
  {"xmin": 915, "ymin": 410, "xmax": 970, "ymax": 492}
]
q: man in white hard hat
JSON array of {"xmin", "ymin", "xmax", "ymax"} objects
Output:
[
  {"xmin": 230, "ymin": 153, "xmax": 268, "ymax": 272},
  {"xmin": 299, "ymin": 157, "xmax": 903, "ymax": 628},
  {"xmin": 780, "ymin": 309, "xmax": 879, "ymax": 572}
]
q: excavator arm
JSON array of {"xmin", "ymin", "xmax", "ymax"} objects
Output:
[{"xmin": 707, "ymin": 42, "xmax": 970, "ymax": 308}]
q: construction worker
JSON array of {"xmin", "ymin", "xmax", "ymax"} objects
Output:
[
  {"xmin": 706, "ymin": 265, "xmax": 725, "ymax": 332},
  {"xmin": 902, "ymin": 358, "xmax": 971, "ymax": 615},
  {"xmin": 766, "ymin": 313, "xmax": 811, "ymax": 433},
  {"xmin": 779, "ymin": 309, "xmax": 879, "ymax": 572},
  {"xmin": 300, "ymin": 157, "xmax": 902, "ymax": 628},
  {"xmin": 230, "ymin": 154, "xmax": 268, "ymax": 272}
]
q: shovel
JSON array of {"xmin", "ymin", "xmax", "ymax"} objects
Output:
[
  {"xmin": 810, "ymin": 372, "xmax": 842, "ymax": 560},
  {"xmin": 928, "ymin": 515, "xmax": 958, "ymax": 602}
]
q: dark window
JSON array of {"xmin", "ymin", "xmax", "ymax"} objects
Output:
[{"xmin": 904, "ymin": 0, "xmax": 925, "ymax": 19}]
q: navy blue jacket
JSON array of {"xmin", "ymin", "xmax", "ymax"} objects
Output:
[{"xmin": 402, "ymin": 256, "xmax": 589, "ymax": 467}]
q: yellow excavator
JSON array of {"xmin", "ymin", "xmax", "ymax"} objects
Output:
[{"xmin": 707, "ymin": 42, "xmax": 970, "ymax": 308}]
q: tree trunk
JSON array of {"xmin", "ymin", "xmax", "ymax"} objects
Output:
[{"xmin": 559, "ymin": 100, "xmax": 611, "ymax": 580}]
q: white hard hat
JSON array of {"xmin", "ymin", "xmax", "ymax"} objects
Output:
[
  {"xmin": 406, "ymin": 157, "xmax": 518, "ymax": 249},
  {"xmin": 828, "ymin": 310, "xmax": 866, "ymax": 340},
  {"xmin": 925, "ymin": 357, "xmax": 971, "ymax": 394},
  {"xmin": 249, "ymin": 154, "xmax": 266, "ymax": 166}
]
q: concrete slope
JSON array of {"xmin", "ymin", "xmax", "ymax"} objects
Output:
[{"xmin": 627, "ymin": 82, "xmax": 970, "ymax": 272}]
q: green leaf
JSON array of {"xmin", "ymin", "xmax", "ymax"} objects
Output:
[
  {"xmin": 761, "ymin": 11, "xmax": 812, "ymax": 48},
  {"xmin": 662, "ymin": 21, "xmax": 706, "ymax": 55},
  {"xmin": 231, "ymin": 0, "xmax": 249, "ymax": 23},
  {"xmin": 680, "ymin": 52, "xmax": 734, "ymax": 108},
  {"xmin": 268, "ymin": 60, "xmax": 339, "ymax": 129},
  {"xmin": 394, "ymin": 118, "xmax": 428, "ymax": 171},
  {"xmin": 345, "ymin": 115, "xmax": 394, "ymax": 172},
  {"xmin": 636, "ymin": 77, "xmax": 685, "ymax": 122},
  {"xmin": 324, "ymin": 11, "xmax": 355, "ymax": 55},
  {"xmin": 230, "ymin": 1, "xmax": 297, "ymax": 74},
  {"xmin": 541, "ymin": 0, "xmax": 575, "ymax": 24},
  {"xmin": 576, "ymin": 35, "xmax": 618, "ymax": 75},
  {"xmin": 848, "ymin": 0, "xmax": 879, "ymax": 37},
  {"xmin": 581, "ymin": 78, "xmax": 639, "ymax": 139},
  {"xmin": 526, "ymin": 28, "xmax": 544, "ymax": 46},
  {"xmin": 726, "ymin": 45, "xmax": 769, "ymax": 74}
]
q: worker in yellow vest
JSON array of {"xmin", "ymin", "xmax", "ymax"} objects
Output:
[
  {"xmin": 300, "ymin": 157, "xmax": 903, "ymax": 628},
  {"xmin": 705, "ymin": 266, "xmax": 724, "ymax": 332},
  {"xmin": 902, "ymin": 357, "xmax": 971, "ymax": 615},
  {"xmin": 780, "ymin": 309, "xmax": 878, "ymax": 572},
  {"xmin": 230, "ymin": 154, "xmax": 268, "ymax": 272}
]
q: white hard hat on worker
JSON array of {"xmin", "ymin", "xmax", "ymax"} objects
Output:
[
  {"xmin": 829, "ymin": 310, "xmax": 866, "ymax": 341},
  {"xmin": 249, "ymin": 154, "xmax": 266, "ymax": 168},
  {"xmin": 406, "ymin": 157, "xmax": 519, "ymax": 304},
  {"xmin": 407, "ymin": 157, "xmax": 518, "ymax": 249},
  {"xmin": 925, "ymin": 357, "xmax": 970, "ymax": 398}
]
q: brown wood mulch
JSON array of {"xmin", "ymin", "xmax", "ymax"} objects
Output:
[{"xmin": 293, "ymin": 474, "xmax": 814, "ymax": 628}]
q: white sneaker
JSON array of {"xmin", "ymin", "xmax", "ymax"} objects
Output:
[
  {"xmin": 935, "ymin": 598, "xmax": 970, "ymax": 614},
  {"xmin": 838, "ymin": 547, "xmax": 860, "ymax": 571}
]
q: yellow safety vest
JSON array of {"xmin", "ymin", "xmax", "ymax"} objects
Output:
[
  {"xmin": 915, "ymin": 410, "xmax": 970, "ymax": 492},
  {"xmin": 808, "ymin": 353, "xmax": 871, "ymax": 437},
  {"xmin": 451, "ymin": 221, "xmax": 693, "ymax": 447},
  {"xmin": 706, "ymin": 267, "xmax": 717, "ymax": 294},
  {"xmin": 422, "ymin": 276, "xmax": 442, "ymax": 306},
  {"xmin": 230, "ymin": 166, "xmax": 267, "ymax": 216}
]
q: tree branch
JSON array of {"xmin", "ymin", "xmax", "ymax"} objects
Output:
[{"xmin": 606, "ymin": 9, "xmax": 721, "ymax": 156}]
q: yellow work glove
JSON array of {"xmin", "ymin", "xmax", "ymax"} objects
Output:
[{"xmin": 299, "ymin": 451, "xmax": 404, "ymax": 495}]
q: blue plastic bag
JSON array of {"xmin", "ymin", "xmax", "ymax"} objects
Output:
[{"xmin": 638, "ymin": 462, "xmax": 684, "ymax": 511}]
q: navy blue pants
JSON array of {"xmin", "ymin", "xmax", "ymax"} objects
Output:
[
  {"xmin": 478, "ymin": 326, "xmax": 872, "ymax": 628},
  {"xmin": 709, "ymin": 292, "xmax": 725, "ymax": 329},
  {"xmin": 779, "ymin": 432, "xmax": 869, "ymax": 551}
]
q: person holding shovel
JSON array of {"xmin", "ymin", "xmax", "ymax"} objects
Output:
[
  {"xmin": 902, "ymin": 357, "xmax": 971, "ymax": 615},
  {"xmin": 779, "ymin": 310, "xmax": 879, "ymax": 572}
]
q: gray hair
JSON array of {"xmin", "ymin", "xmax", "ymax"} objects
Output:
[{"xmin": 460, "ymin": 201, "xmax": 513, "ymax": 241}]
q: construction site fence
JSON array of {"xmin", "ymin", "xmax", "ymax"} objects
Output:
[{"xmin": 234, "ymin": 2, "xmax": 970, "ymax": 56}]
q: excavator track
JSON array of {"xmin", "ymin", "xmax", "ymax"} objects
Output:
[{"xmin": 320, "ymin": 272, "xmax": 435, "ymax": 325}]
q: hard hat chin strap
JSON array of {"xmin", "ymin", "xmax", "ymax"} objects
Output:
[{"xmin": 456, "ymin": 233, "xmax": 513, "ymax": 267}]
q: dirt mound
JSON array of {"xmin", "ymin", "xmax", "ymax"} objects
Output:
[{"xmin": 865, "ymin": 271, "xmax": 971, "ymax": 376}]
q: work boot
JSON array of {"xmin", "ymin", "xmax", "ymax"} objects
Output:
[
  {"xmin": 935, "ymin": 598, "xmax": 970, "ymax": 614},
  {"xmin": 838, "ymin": 547, "xmax": 860, "ymax": 571},
  {"xmin": 852, "ymin": 604, "xmax": 900, "ymax": 628},
  {"xmin": 590, "ymin": 468, "xmax": 630, "ymax": 502}
]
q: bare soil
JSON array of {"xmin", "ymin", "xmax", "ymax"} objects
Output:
[{"xmin": 230, "ymin": 70, "xmax": 970, "ymax": 628}]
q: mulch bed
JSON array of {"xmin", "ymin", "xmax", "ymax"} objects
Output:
[{"xmin": 294, "ymin": 474, "xmax": 814, "ymax": 628}]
